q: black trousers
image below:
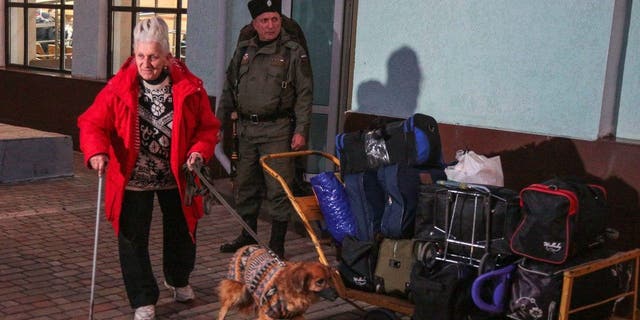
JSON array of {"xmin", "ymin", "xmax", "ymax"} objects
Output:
[{"xmin": 118, "ymin": 189, "xmax": 196, "ymax": 308}]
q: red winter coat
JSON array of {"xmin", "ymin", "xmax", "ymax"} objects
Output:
[{"xmin": 78, "ymin": 57, "xmax": 220, "ymax": 240}]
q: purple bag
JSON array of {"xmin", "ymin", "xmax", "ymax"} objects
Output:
[{"xmin": 471, "ymin": 264, "xmax": 516, "ymax": 314}]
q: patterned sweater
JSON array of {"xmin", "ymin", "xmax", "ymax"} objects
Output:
[{"xmin": 127, "ymin": 72, "xmax": 177, "ymax": 190}]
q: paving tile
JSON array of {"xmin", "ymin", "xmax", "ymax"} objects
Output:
[{"xmin": 0, "ymin": 152, "xmax": 379, "ymax": 319}]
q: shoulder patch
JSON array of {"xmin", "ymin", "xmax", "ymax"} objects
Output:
[
  {"xmin": 237, "ymin": 39, "xmax": 252, "ymax": 49},
  {"xmin": 241, "ymin": 52, "xmax": 250, "ymax": 65},
  {"xmin": 284, "ymin": 41, "xmax": 299, "ymax": 50}
]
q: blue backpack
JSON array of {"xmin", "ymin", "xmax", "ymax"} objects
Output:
[
  {"xmin": 336, "ymin": 113, "xmax": 445, "ymax": 240},
  {"xmin": 335, "ymin": 113, "xmax": 446, "ymax": 175}
]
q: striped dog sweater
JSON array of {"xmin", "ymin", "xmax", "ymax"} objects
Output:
[{"xmin": 227, "ymin": 245, "xmax": 295, "ymax": 318}]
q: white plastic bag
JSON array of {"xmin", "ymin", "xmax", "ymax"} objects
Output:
[{"xmin": 444, "ymin": 150, "xmax": 504, "ymax": 186}]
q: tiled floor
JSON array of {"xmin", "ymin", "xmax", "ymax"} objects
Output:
[
  {"xmin": 0, "ymin": 152, "xmax": 373, "ymax": 320},
  {"xmin": 1, "ymin": 152, "xmax": 635, "ymax": 320}
]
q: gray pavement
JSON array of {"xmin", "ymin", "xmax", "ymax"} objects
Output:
[{"xmin": 0, "ymin": 152, "xmax": 373, "ymax": 320}]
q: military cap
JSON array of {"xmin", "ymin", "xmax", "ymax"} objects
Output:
[{"xmin": 248, "ymin": 0, "xmax": 281, "ymax": 19}]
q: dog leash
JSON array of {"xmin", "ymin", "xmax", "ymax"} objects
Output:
[{"xmin": 186, "ymin": 160, "xmax": 284, "ymax": 265}]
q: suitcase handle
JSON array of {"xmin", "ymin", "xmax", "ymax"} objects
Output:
[{"xmin": 471, "ymin": 264, "xmax": 516, "ymax": 314}]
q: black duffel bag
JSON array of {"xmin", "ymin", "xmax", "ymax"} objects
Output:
[
  {"xmin": 408, "ymin": 260, "xmax": 486, "ymax": 320},
  {"xmin": 510, "ymin": 178, "xmax": 608, "ymax": 264},
  {"xmin": 337, "ymin": 236, "xmax": 378, "ymax": 292}
]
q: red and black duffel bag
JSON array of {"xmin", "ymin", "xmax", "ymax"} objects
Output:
[{"xmin": 509, "ymin": 178, "xmax": 609, "ymax": 264}]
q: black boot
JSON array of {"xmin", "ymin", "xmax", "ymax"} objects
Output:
[
  {"xmin": 220, "ymin": 216, "xmax": 258, "ymax": 253},
  {"xmin": 269, "ymin": 220, "xmax": 288, "ymax": 259}
]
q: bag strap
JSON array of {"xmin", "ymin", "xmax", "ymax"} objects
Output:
[{"xmin": 519, "ymin": 184, "xmax": 579, "ymax": 216}]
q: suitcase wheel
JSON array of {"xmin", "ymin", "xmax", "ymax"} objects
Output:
[{"xmin": 415, "ymin": 241, "xmax": 439, "ymax": 268}]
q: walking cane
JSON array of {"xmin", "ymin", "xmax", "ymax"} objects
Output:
[{"xmin": 88, "ymin": 175, "xmax": 103, "ymax": 320}]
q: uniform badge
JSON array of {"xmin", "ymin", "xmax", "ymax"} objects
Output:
[
  {"xmin": 271, "ymin": 56, "xmax": 286, "ymax": 66},
  {"xmin": 300, "ymin": 54, "xmax": 311, "ymax": 77},
  {"xmin": 267, "ymin": 0, "xmax": 272, "ymax": 7},
  {"xmin": 241, "ymin": 52, "xmax": 249, "ymax": 64}
]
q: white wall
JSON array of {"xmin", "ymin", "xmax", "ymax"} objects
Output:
[
  {"xmin": 187, "ymin": 0, "xmax": 252, "ymax": 103},
  {"xmin": 352, "ymin": 0, "xmax": 617, "ymax": 140},
  {"xmin": 72, "ymin": 0, "xmax": 107, "ymax": 79},
  {"xmin": 618, "ymin": 2, "xmax": 640, "ymax": 140}
]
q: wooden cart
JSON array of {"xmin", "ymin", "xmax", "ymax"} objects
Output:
[
  {"xmin": 260, "ymin": 150, "xmax": 414, "ymax": 318},
  {"xmin": 559, "ymin": 248, "xmax": 640, "ymax": 320},
  {"xmin": 260, "ymin": 150, "xmax": 640, "ymax": 320}
]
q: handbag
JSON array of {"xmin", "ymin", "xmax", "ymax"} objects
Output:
[{"xmin": 510, "ymin": 178, "xmax": 608, "ymax": 264}]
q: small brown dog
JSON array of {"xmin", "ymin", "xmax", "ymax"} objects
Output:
[{"xmin": 217, "ymin": 245, "xmax": 333, "ymax": 320}]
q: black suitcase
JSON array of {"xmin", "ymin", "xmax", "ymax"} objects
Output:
[{"xmin": 409, "ymin": 260, "xmax": 489, "ymax": 320}]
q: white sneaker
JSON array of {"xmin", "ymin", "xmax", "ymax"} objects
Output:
[
  {"xmin": 164, "ymin": 280, "xmax": 195, "ymax": 302},
  {"xmin": 133, "ymin": 305, "xmax": 155, "ymax": 320}
]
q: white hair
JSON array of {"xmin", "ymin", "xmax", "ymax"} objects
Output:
[{"xmin": 133, "ymin": 16, "xmax": 170, "ymax": 54}]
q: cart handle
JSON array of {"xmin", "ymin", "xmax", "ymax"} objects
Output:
[
  {"xmin": 260, "ymin": 150, "xmax": 340, "ymax": 171},
  {"xmin": 260, "ymin": 150, "xmax": 341, "ymax": 268},
  {"xmin": 260, "ymin": 150, "xmax": 340, "ymax": 201}
]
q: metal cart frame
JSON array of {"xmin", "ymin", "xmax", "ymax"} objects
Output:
[
  {"xmin": 424, "ymin": 183, "xmax": 515, "ymax": 269},
  {"xmin": 260, "ymin": 150, "xmax": 415, "ymax": 317}
]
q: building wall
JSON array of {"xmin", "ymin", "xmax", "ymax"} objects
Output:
[
  {"xmin": 187, "ymin": 0, "xmax": 252, "ymax": 106},
  {"xmin": 72, "ymin": 1, "xmax": 107, "ymax": 79},
  {"xmin": 351, "ymin": 0, "xmax": 634, "ymax": 141},
  {"xmin": 618, "ymin": 1, "xmax": 640, "ymax": 139},
  {"xmin": 0, "ymin": 70, "xmax": 103, "ymax": 149}
]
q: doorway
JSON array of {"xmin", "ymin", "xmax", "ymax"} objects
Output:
[{"xmin": 282, "ymin": 0, "xmax": 350, "ymax": 172}]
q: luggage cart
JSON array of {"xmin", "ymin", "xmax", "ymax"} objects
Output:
[
  {"xmin": 260, "ymin": 150, "xmax": 414, "ymax": 318},
  {"xmin": 417, "ymin": 181, "xmax": 520, "ymax": 271},
  {"xmin": 259, "ymin": 151, "xmax": 640, "ymax": 319}
]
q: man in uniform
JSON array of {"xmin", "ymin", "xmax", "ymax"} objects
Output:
[{"xmin": 217, "ymin": 0, "xmax": 313, "ymax": 258}]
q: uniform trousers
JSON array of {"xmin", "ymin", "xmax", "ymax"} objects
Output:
[
  {"xmin": 235, "ymin": 134, "xmax": 295, "ymax": 223},
  {"xmin": 118, "ymin": 188, "xmax": 196, "ymax": 308}
]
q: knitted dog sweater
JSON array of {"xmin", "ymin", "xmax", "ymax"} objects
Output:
[{"xmin": 227, "ymin": 245, "xmax": 294, "ymax": 318}]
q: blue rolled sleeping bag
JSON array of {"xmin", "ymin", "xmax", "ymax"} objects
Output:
[{"xmin": 310, "ymin": 172, "xmax": 357, "ymax": 244}]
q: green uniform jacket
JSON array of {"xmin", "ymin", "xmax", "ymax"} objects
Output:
[{"xmin": 218, "ymin": 28, "xmax": 313, "ymax": 142}]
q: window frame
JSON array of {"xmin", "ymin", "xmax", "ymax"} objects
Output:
[
  {"xmin": 108, "ymin": 0, "xmax": 187, "ymax": 77},
  {"xmin": 5, "ymin": 0, "xmax": 74, "ymax": 73}
]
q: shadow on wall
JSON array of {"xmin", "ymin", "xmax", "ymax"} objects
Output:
[
  {"xmin": 499, "ymin": 137, "xmax": 639, "ymax": 251},
  {"xmin": 356, "ymin": 46, "xmax": 422, "ymax": 118},
  {"xmin": 499, "ymin": 138, "xmax": 590, "ymax": 189}
]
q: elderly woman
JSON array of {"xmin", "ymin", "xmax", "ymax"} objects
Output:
[{"xmin": 78, "ymin": 17, "xmax": 220, "ymax": 320}]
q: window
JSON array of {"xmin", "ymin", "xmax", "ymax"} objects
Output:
[
  {"xmin": 109, "ymin": 0, "xmax": 188, "ymax": 76},
  {"xmin": 6, "ymin": 0, "xmax": 74, "ymax": 72}
]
